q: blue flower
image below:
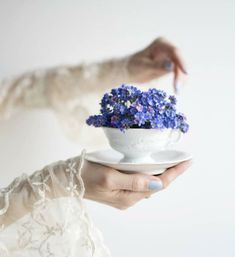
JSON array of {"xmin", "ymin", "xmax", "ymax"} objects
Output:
[
  {"xmin": 134, "ymin": 112, "xmax": 147, "ymax": 126},
  {"xmin": 113, "ymin": 103, "xmax": 126, "ymax": 115},
  {"xmin": 86, "ymin": 84, "xmax": 189, "ymax": 133},
  {"xmin": 180, "ymin": 122, "xmax": 189, "ymax": 133},
  {"xmin": 169, "ymin": 95, "xmax": 177, "ymax": 105},
  {"xmin": 165, "ymin": 109, "xmax": 176, "ymax": 119},
  {"xmin": 86, "ymin": 115, "xmax": 107, "ymax": 127},
  {"xmin": 129, "ymin": 106, "xmax": 138, "ymax": 115},
  {"xmin": 151, "ymin": 115, "xmax": 164, "ymax": 129}
]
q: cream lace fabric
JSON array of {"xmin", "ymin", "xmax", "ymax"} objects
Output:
[
  {"xmin": 0, "ymin": 57, "xmax": 131, "ymax": 146},
  {"xmin": 0, "ymin": 151, "xmax": 111, "ymax": 257},
  {"xmin": 0, "ymin": 57, "xmax": 131, "ymax": 256}
]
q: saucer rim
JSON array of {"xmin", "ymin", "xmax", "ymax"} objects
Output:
[{"xmin": 85, "ymin": 148, "xmax": 192, "ymax": 166}]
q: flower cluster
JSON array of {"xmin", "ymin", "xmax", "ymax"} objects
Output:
[{"xmin": 86, "ymin": 84, "xmax": 189, "ymax": 133}]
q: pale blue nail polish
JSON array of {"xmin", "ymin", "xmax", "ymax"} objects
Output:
[
  {"xmin": 148, "ymin": 180, "xmax": 163, "ymax": 191},
  {"xmin": 163, "ymin": 60, "xmax": 173, "ymax": 71}
]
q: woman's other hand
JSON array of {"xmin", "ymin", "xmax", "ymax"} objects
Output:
[{"xmin": 128, "ymin": 37, "xmax": 187, "ymax": 92}]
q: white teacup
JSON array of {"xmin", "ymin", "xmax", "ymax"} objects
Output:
[{"xmin": 103, "ymin": 127, "xmax": 181, "ymax": 163}]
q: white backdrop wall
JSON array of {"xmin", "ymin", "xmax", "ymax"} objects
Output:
[{"xmin": 0, "ymin": 1, "xmax": 235, "ymax": 257}]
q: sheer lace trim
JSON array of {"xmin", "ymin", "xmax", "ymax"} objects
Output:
[
  {"xmin": 0, "ymin": 150, "xmax": 86, "ymax": 220},
  {"xmin": 0, "ymin": 198, "xmax": 111, "ymax": 257},
  {"xmin": 0, "ymin": 150, "xmax": 111, "ymax": 257},
  {"xmin": 0, "ymin": 176, "xmax": 22, "ymax": 216}
]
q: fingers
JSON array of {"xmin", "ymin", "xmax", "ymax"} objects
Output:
[
  {"xmin": 173, "ymin": 65, "xmax": 180, "ymax": 93},
  {"xmin": 111, "ymin": 161, "xmax": 191, "ymax": 210},
  {"xmin": 154, "ymin": 38, "xmax": 187, "ymax": 74},
  {"xmin": 111, "ymin": 160, "xmax": 191, "ymax": 192},
  {"xmin": 113, "ymin": 190, "xmax": 152, "ymax": 210},
  {"xmin": 149, "ymin": 38, "xmax": 187, "ymax": 91},
  {"xmin": 112, "ymin": 172, "xmax": 163, "ymax": 192},
  {"xmin": 99, "ymin": 161, "xmax": 191, "ymax": 210},
  {"xmin": 170, "ymin": 47, "xmax": 187, "ymax": 75},
  {"xmin": 170, "ymin": 47, "xmax": 187, "ymax": 93},
  {"xmin": 165, "ymin": 43, "xmax": 187, "ymax": 93},
  {"xmin": 158, "ymin": 160, "xmax": 192, "ymax": 189}
]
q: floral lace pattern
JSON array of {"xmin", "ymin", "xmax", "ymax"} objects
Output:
[{"xmin": 0, "ymin": 151, "xmax": 111, "ymax": 257}]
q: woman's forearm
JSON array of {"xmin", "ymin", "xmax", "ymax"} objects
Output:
[{"xmin": 0, "ymin": 57, "xmax": 131, "ymax": 119}]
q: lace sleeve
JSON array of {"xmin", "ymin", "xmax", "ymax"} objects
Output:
[
  {"xmin": 0, "ymin": 57, "xmax": 130, "ymax": 144},
  {"xmin": 0, "ymin": 150, "xmax": 111, "ymax": 257}
]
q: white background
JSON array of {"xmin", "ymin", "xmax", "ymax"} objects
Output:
[{"xmin": 0, "ymin": 1, "xmax": 235, "ymax": 256}]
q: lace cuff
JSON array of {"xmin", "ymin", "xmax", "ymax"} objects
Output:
[
  {"xmin": 0, "ymin": 150, "xmax": 86, "ymax": 228},
  {"xmin": 0, "ymin": 150, "xmax": 111, "ymax": 257}
]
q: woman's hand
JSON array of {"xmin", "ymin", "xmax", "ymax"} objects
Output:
[
  {"xmin": 128, "ymin": 37, "xmax": 187, "ymax": 92},
  {"xmin": 81, "ymin": 160, "xmax": 191, "ymax": 210}
]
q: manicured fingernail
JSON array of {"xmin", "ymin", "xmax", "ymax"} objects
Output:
[
  {"xmin": 148, "ymin": 180, "xmax": 163, "ymax": 191},
  {"xmin": 163, "ymin": 60, "xmax": 173, "ymax": 71},
  {"xmin": 175, "ymin": 83, "xmax": 180, "ymax": 94}
]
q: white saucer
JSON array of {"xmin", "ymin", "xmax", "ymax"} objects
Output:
[{"xmin": 85, "ymin": 149, "xmax": 192, "ymax": 175}]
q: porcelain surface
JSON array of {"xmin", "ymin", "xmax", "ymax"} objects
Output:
[
  {"xmin": 103, "ymin": 127, "xmax": 181, "ymax": 163},
  {"xmin": 85, "ymin": 148, "xmax": 192, "ymax": 175}
]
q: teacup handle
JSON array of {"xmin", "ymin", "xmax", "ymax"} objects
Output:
[{"xmin": 166, "ymin": 130, "xmax": 181, "ymax": 148}]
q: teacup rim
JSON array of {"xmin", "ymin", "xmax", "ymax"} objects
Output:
[{"xmin": 102, "ymin": 127, "xmax": 180, "ymax": 131}]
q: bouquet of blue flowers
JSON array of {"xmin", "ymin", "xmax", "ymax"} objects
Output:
[{"xmin": 86, "ymin": 84, "xmax": 189, "ymax": 133}]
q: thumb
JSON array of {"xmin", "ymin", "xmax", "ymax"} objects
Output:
[{"xmin": 113, "ymin": 172, "xmax": 163, "ymax": 192}]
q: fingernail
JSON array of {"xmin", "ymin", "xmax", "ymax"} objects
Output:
[
  {"xmin": 163, "ymin": 60, "xmax": 173, "ymax": 71},
  {"xmin": 148, "ymin": 180, "xmax": 163, "ymax": 191},
  {"xmin": 175, "ymin": 83, "xmax": 180, "ymax": 95}
]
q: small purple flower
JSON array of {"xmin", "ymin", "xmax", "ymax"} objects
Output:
[
  {"xmin": 169, "ymin": 95, "xmax": 177, "ymax": 105},
  {"xmin": 134, "ymin": 102, "xmax": 143, "ymax": 112},
  {"xmin": 134, "ymin": 112, "xmax": 147, "ymax": 126},
  {"xmin": 151, "ymin": 115, "xmax": 164, "ymax": 129},
  {"xmin": 86, "ymin": 115, "xmax": 107, "ymax": 127},
  {"xmin": 155, "ymin": 89, "xmax": 167, "ymax": 98},
  {"xmin": 165, "ymin": 109, "xmax": 176, "ymax": 119},
  {"xmin": 86, "ymin": 84, "xmax": 189, "ymax": 133},
  {"xmin": 121, "ymin": 118, "xmax": 133, "ymax": 129},
  {"xmin": 129, "ymin": 106, "xmax": 138, "ymax": 115},
  {"xmin": 180, "ymin": 122, "xmax": 189, "ymax": 133},
  {"xmin": 110, "ymin": 115, "xmax": 120, "ymax": 127}
]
